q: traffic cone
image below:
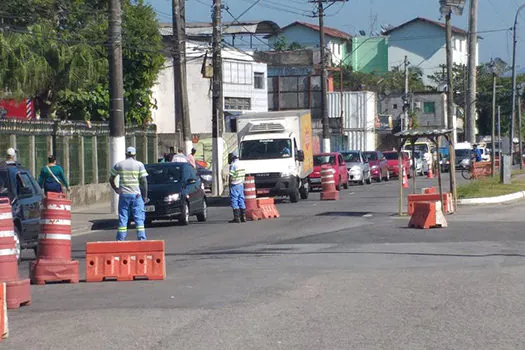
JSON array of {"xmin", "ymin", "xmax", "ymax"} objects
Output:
[
  {"xmin": 402, "ymin": 167, "xmax": 409, "ymax": 189},
  {"xmin": 427, "ymin": 165, "xmax": 434, "ymax": 179}
]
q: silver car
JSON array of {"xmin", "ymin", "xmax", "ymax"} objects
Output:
[{"xmin": 341, "ymin": 151, "xmax": 371, "ymax": 185}]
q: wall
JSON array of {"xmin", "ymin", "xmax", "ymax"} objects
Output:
[{"xmin": 351, "ymin": 37, "xmax": 388, "ymax": 73}]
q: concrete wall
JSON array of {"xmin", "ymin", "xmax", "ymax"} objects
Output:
[{"xmin": 69, "ymin": 183, "xmax": 112, "ymax": 208}]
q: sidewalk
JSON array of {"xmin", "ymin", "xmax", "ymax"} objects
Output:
[{"xmin": 71, "ymin": 202, "xmax": 116, "ymax": 236}]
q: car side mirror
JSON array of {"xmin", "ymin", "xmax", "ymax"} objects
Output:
[{"xmin": 297, "ymin": 150, "xmax": 305, "ymax": 162}]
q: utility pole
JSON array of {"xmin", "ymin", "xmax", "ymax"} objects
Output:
[
  {"xmin": 172, "ymin": 0, "xmax": 192, "ymax": 155},
  {"xmin": 211, "ymin": 0, "xmax": 224, "ymax": 197},
  {"xmin": 108, "ymin": 0, "xmax": 125, "ymax": 214},
  {"xmin": 490, "ymin": 59, "xmax": 496, "ymax": 176},
  {"xmin": 519, "ymin": 86, "xmax": 523, "ymax": 169},
  {"xmin": 466, "ymin": 0, "xmax": 478, "ymax": 144},
  {"xmin": 445, "ymin": 10, "xmax": 457, "ymax": 206},
  {"xmin": 318, "ymin": 0, "xmax": 330, "ymax": 152},
  {"xmin": 510, "ymin": 4, "xmax": 525, "ymax": 158},
  {"xmin": 402, "ymin": 55, "xmax": 409, "ymax": 131}
]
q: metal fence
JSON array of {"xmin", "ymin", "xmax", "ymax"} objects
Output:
[{"xmin": 0, "ymin": 120, "xmax": 158, "ymax": 186}]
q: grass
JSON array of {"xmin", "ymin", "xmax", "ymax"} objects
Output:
[{"xmin": 457, "ymin": 175, "xmax": 525, "ymax": 199}]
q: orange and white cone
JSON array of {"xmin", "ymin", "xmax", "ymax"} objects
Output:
[
  {"xmin": 427, "ymin": 165, "xmax": 434, "ymax": 179},
  {"xmin": 402, "ymin": 167, "xmax": 409, "ymax": 189}
]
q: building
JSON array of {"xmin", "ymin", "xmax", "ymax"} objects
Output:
[
  {"xmin": 351, "ymin": 36, "xmax": 388, "ymax": 74},
  {"xmin": 384, "ymin": 17, "xmax": 478, "ymax": 86},
  {"xmin": 266, "ymin": 21, "xmax": 351, "ymax": 67}
]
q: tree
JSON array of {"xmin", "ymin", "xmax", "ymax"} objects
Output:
[{"xmin": 427, "ymin": 63, "xmax": 467, "ymax": 108}]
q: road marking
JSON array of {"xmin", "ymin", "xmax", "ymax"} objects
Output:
[{"xmin": 362, "ymin": 213, "xmax": 373, "ymax": 218}]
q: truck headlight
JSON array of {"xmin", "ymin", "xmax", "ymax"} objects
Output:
[{"xmin": 164, "ymin": 193, "xmax": 180, "ymax": 202}]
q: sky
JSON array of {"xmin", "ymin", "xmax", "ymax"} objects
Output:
[{"xmin": 147, "ymin": 0, "xmax": 525, "ymax": 68}]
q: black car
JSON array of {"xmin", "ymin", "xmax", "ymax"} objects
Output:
[
  {"xmin": 145, "ymin": 162, "xmax": 207, "ymax": 225},
  {"xmin": 196, "ymin": 163, "xmax": 212, "ymax": 191},
  {"xmin": 0, "ymin": 162, "xmax": 43, "ymax": 261}
]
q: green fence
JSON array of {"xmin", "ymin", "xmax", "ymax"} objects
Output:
[{"xmin": 0, "ymin": 120, "xmax": 157, "ymax": 187}]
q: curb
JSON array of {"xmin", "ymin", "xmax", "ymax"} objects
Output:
[{"xmin": 458, "ymin": 191, "xmax": 525, "ymax": 205}]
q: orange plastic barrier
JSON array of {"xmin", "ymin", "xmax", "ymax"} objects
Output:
[
  {"xmin": 320, "ymin": 165, "xmax": 339, "ymax": 201},
  {"xmin": 257, "ymin": 197, "xmax": 279, "ymax": 219},
  {"xmin": 402, "ymin": 167, "xmax": 409, "ymax": 189},
  {"xmin": 30, "ymin": 192, "xmax": 79, "ymax": 285},
  {"xmin": 408, "ymin": 193, "xmax": 454, "ymax": 215},
  {"xmin": 0, "ymin": 282, "xmax": 7, "ymax": 341},
  {"xmin": 244, "ymin": 176, "xmax": 263, "ymax": 221},
  {"xmin": 408, "ymin": 201, "xmax": 448, "ymax": 229},
  {"xmin": 0, "ymin": 199, "xmax": 31, "ymax": 309},
  {"xmin": 422, "ymin": 187, "xmax": 436, "ymax": 194},
  {"xmin": 86, "ymin": 240, "xmax": 166, "ymax": 282}
]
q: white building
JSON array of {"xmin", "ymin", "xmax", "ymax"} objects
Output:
[
  {"xmin": 384, "ymin": 17, "xmax": 478, "ymax": 86},
  {"xmin": 151, "ymin": 40, "xmax": 268, "ymax": 137}
]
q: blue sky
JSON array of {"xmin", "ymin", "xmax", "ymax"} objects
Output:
[{"xmin": 147, "ymin": 0, "xmax": 525, "ymax": 67}]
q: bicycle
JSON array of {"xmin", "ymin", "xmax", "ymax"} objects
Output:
[{"xmin": 461, "ymin": 164, "xmax": 472, "ymax": 180}]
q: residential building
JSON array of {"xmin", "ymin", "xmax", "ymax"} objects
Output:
[
  {"xmin": 266, "ymin": 21, "xmax": 351, "ymax": 66},
  {"xmin": 384, "ymin": 17, "xmax": 478, "ymax": 86},
  {"xmin": 351, "ymin": 36, "xmax": 388, "ymax": 74}
]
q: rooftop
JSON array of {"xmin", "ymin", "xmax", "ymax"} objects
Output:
[
  {"xmin": 383, "ymin": 17, "xmax": 468, "ymax": 36},
  {"xmin": 274, "ymin": 21, "xmax": 351, "ymax": 40}
]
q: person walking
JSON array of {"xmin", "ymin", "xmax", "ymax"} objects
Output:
[
  {"xmin": 109, "ymin": 147, "xmax": 149, "ymax": 241},
  {"xmin": 38, "ymin": 155, "xmax": 70, "ymax": 194},
  {"xmin": 171, "ymin": 148, "xmax": 189, "ymax": 163},
  {"xmin": 187, "ymin": 148, "xmax": 197, "ymax": 168},
  {"xmin": 228, "ymin": 151, "xmax": 246, "ymax": 223}
]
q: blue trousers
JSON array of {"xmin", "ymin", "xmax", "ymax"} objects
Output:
[
  {"xmin": 230, "ymin": 183, "xmax": 246, "ymax": 210},
  {"xmin": 117, "ymin": 194, "xmax": 146, "ymax": 241}
]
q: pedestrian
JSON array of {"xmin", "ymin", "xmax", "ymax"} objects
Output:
[
  {"xmin": 164, "ymin": 147, "xmax": 175, "ymax": 162},
  {"xmin": 472, "ymin": 144, "xmax": 482, "ymax": 162},
  {"xmin": 228, "ymin": 151, "xmax": 246, "ymax": 223},
  {"xmin": 187, "ymin": 148, "xmax": 197, "ymax": 168},
  {"xmin": 38, "ymin": 155, "xmax": 70, "ymax": 194},
  {"xmin": 171, "ymin": 147, "xmax": 189, "ymax": 163},
  {"xmin": 109, "ymin": 146, "xmax": 149, "ymax": 241},
  {"xmin": 4, "ymin": 148, "xmax": 17, "ymax": 166}
]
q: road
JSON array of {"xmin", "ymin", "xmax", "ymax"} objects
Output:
[{"xmin": 6, "ymin": 174, "xmax": 525, "ymax": 349}]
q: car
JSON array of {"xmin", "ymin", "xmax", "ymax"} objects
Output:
[
  {"xmin": 341, "ymin": 150, "xmax": 371, "ymax": 185},
  {"xmin": 382, "ymin": 151, "xmax": 410, "ymax": 178},
  {"xmin": 363, "ymin": 151, "xmax": 390, "ymax": 182},
  {"xmin": 438, "ymin": 150, "xmax": 450, "ymax": 173},
  {"xmin": 413, "ymin": 150, "xmax": 427, "ymax": 176},
  {"xmin": 310, "ymin": 153, "xmax": 349, "ymax": 191},
  {"xmin": 0, "ymin": 162, "xmax": 43, "ymax": 261},
  {"xmin": 144, "ymin": 162, "xmax": 207, "ymax": 226},
  {"xmin": 196, "ymin": 163, "xmax": 212, "ymax": 192}
]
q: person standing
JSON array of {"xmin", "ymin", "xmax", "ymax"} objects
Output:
[
  {"xmin": 171, "ymin": 148, "xmax": 189, "ymax": 163},
  {"xmin": 38, "ymin": 155, "xmax": 70, "ymax": 194},
  {"xmin": 109, "ymin": 147, "xmax": 149, "ymax": 241},
  {"xmin": 4, "ymin": 148, "xmax": 17, "ymax": 165},
  {"xmin": 228, "ymin": 151, "xmax": 246, "ymax": 223},
  {"xmin": 164, "ymin": 147, "xmax": 175, "ymax": 162},
  {"xmin": 187, "ymin": 148, "xmax": 197, "ymax": 168}
]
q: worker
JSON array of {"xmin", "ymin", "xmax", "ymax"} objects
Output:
[
  {"xmin": 5, "ymin": 148, "xmax": 17, "ymax": 165},
  {"xmin": 171, "ymin": 148, "xmax": 189, "ymax": 163},
  {"xmin": 109, "ymin": 146, "xmax": 149, "ymax": 241},
  {"xmin": 187, "ymin": 148, "xmax": 197, "ymax": 168},
  {"xmin": 228, "ymin": 151, "xmax": 246, "ymax": 223}
]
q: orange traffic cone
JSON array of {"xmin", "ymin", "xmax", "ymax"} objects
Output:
[
  {"xmin": 427, "ymin": 165, "xmax": 434, "ymax": 179},
  {"xmin": 402, "ymin": 167, "xmax": 409, "ymax": 189}
]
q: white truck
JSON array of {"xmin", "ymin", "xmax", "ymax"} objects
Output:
[{"xmin": 236, "ymin": 110, "xmax": 314, "ymax": 203}]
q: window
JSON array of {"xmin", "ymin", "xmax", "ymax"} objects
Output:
[
  {"xmin": 224, "ymin": 97, "xmax": 251, "ymax": 110},
  {"xmin": 423, "ymin": 102, "xmax": 435, "ymax": 114},
  {"xmin": 393, "ymin": 104, "xmax": 398, "ymax": 109},
  {"xmin": 223, "ymin": 62, "xmax": 252, "ymax": 85},
  {"xmin": 254, "ymin": 72, "xmax": 265, "ymax": 89},
  {"xmin": 17, "ymin": 172, "xmax": 34, "ymax": 196}
]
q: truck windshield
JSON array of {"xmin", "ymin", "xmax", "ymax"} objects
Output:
[
  {"xmin": 405, "ymin": 144, "xmax": 429, "ymax": 153},
  {"xmin": 314, "ymin": 155, "xmax": 336, "ymax": 166},
  {"xmin": 455, "ymin": 149, "xmax": 472, "ymax": 159},
  {"xmin": 240, "ymin": 139, "xmax": 292, "ymax": 160}
]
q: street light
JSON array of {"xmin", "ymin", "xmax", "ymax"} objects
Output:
[{"xmin": 510, "ymin": 4, "xmax": 525, "ymax": 158}]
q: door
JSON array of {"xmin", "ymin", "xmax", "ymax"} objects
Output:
[
  {"xmin": 15, "ymin": 171, "xmax": 41, "ymax": 241},
  {"xmin": 183, "ymin": 165, "xmax": 201, "ymax": 214},
  {"xmin": 338, "ymin": 154, "xmax": 347, "ymax": 183}
]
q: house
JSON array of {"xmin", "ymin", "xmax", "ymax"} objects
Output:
[
  {"xmin": 384, "ymin": 17, "xmax": 478, "ymax": 86},
  {"xmin": 351, "ymin": 36, "xmax": 388, "ymax": 73},
  {"xmin": 266, "ymin": 21, "xmax": 351, "ymax": 66}
]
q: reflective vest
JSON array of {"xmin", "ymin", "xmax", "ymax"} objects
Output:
[{"xmin": 229, "ymin": 160, "xmax": 245, "ymax": 185}]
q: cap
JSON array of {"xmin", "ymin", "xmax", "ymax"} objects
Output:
[
  {"xmin": 126, "ymin": 146, "xmax": 136, "ymax": 155},
  {"xmin": 6, "ymin": 148, "xmax": 15, "ymax": 157},
  {"xmin": 231, "ymin": 150, "xmax": 239, "ymax": 158}
]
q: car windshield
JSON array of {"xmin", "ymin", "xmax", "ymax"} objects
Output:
[
  {"xmin": 240, "ymin": 139, "xmax": 292, "ymax": 160},
  {"xmin": 455, "ymin": 149, "xmax": 471, "ymax": 158},
  {"xmin": 314, "ymin": 155, "xmax": 336, "ymax": 166},
  {"xmin": 342, "ymin": 152, "xmax": 361, "ymax": 163},
  {"xmin": 363, "ymin": 152, "xmax": 378, "ymax": 161},
  {"xmin": 0, "ymin": 171, "xmax": 8, "ymax": 196},
  {"xmin": 414, "ymin": 151, "xmax": 423, "ymax": 159},
  {"xmin": 146, "ymin": 165, "xmax": 182, "ymax": 184},
  {"xmin": 383, "ymin": 152, "xmax": 397, "ymax": 160},
  {"xmin": 405, "ymin": 144, "xmax": 429, "ymax": 153}
]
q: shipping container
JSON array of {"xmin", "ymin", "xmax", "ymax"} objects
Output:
[{"xmin": 327, "ymin": 91, "xmax": 376, "ymax": 152}]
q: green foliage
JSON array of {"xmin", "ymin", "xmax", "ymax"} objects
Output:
[
  {"xmin": 426, "ymin": 63, "xmax": 467, "ymax": 106},
  {"xmin": 272, "ymin": 35, "xmax": 303, "ymax": 51}
]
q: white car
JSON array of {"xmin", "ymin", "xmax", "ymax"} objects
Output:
[{"xmin": 341, "ymin": 151, "xmax": 372, "ymax": 185}]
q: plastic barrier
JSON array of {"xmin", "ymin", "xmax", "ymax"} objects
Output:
[
  {"xmin": 408, "ymin": 201, "xmax": 448, "ymax": 229},
  {"xmin": 30, "ymin": 192, "xmax": 79, "ymax": 285},
  {"xmin": 320, "ymin": 165, "xmax": 339, "ymax": 201},
  {"xmin": 0, "ymin": 199, "xmax": 30, "ymax": 309},
  {"xmin": 408, "ymin": 193, "xmax": 455, "ymax": 215},
  {"xmin": 402, "ymin": 167, "xmax": 409, "ymax": 189},
  {"xmin": 257, "ymin": 197, "xmax": 279, "ymax": 219},
  {"xmin": 244, "ymin": 176, "xmax": 263, "ymax": 221},
  {"xmin": 422, "ymin": 187, "xmax": 436, "ymax": 194},
  {"xmin": 86, "ymin": 240, "xmax": 165, "ymax": 282},
  {"xmin": 0, "ymin": 282, "xmax": 7, "ymax": 341},
  {"xmin": 427, "ymin": 166, "xmax": 434, "ymax": 179}
]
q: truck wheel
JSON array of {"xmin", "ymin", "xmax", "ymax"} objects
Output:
[
  {"xmin": 290, "ymin": 187, "xmax": 300, "ymax": 203},
  {"xmin": 299, "ymin": 182, "xmax": 309, "ymax": 200}
]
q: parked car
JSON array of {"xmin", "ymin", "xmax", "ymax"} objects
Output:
[
  {"xmin": 413, "ymin": 150, "xmax": 427, "ymax": 176},
  {"xmin": 382, "ymin": 151, "xmax": 410, "ymax": 178},
  {"xmin": 0, "ymin": 162, "xmax": 43, "ymax": 261},
  {"xmin": 363, "ymin": 151, "xmax": 390, "ymax": 182},
  {"xmin": 310, "ymin": 153, "xmax": 349, "ymax": 191},
  {"xmin": 341, "ymin": 150, "xmax": 371, "ymax": 185},
  {"xmin": 196, "ymin": 163, "xmax": 212, "ymax": 191},
  {"xmin": 144, "ymin": 162, "xmax": 207, "ymax": 226},
  {"xmin": 438, "ymin": 149, "xmax": 450, "ymax": 173}
]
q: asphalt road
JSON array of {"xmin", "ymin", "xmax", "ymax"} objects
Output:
[{"xmin": 6, "ymin": 174, "xmax": 525, "ymax": 349}]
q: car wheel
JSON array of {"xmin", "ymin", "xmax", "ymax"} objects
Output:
[
  {"xmin": 290, "ymin": 187, "xmax": 300, "ymax": 203},
  {"xmin": 14, "ymin": 224, "xmax": 22, "ymax": 264},
  {"xmin": 179, "ymin": 201, "xmax": 190, "ymax": 226},
  {"xmin": 196, "ymin": 199, "xmax": 208, "ymax": 222},
  {"xmin": 343, "ymin": 178, "xmax": 349, "ymax": 189},
  {"xmin": 299, "ymin": 182, "xmax": 309, "ymax": 199}
]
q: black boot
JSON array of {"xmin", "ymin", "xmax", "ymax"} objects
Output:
[
  {"xmin": 240, "ymin": 209, "xmax": 247, "ymax": 222},
  {"xmin": 229, "ymin": 209, "xmax": 241, "ymax": 223}
]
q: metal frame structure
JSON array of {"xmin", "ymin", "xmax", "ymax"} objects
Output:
[{"xmin": 394, "ymin": 129, "xmax": 455, "ymax": 217}]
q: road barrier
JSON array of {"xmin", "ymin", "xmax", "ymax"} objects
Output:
[
  {"xmin": 408, "ymin": 193, "xmax": 455, "ymax": 215},
  {"xmin": 408, "ymin": 201, "xmax": 447, "ymax": 229},
  {"xmin": 472, "ymin": 161, "xmax": 496, "ymax": 178},
  {"xmin": 86, "ymin": 240, "xmax": 165, "ymax": 282},
  {"xmin": 257, "ymin": 198, "xmax": 280, "ymax": 219},
  {"xmin": 422, "ymin": 187, "xmax": 436, "ymax": 194},
  {"xmin": 0, "ymin": 283, "xmax": 7, "ymax": 341},
  {"xmin": 320, "ymin": 165, "xmax": 339, "ymax": 201},
  {"xmin": 0, "ymin": 199, "xmax": 31, "ymax": 309},
  {"xmin": 30, "ymin": 192, "xmax": 79, "ymax": 285},
  {"xmin": 402, "ymin": 167, "xmax": 409, "ymax": 189},
  {"xmin": 244, "ymin": 176, "xmax": 263, "ymax": 221}
]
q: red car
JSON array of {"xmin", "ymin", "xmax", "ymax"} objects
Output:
[
  {"xmin": 363, "ymin": 151, "xmax": 390, "ymax": 182},
  {"xmin": 383, "ymin": 151, "xmax": 411, "ymax": 178},
  {"xmin": 310, "ymin": 153, "xmax": 349, "ymax": 191}
]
